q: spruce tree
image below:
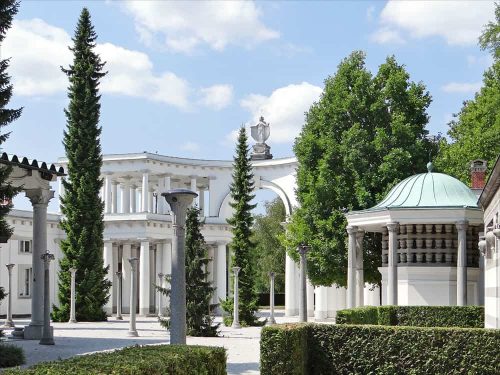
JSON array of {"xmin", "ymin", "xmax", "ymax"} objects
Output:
[
  {"xmin": 0, "ymin": 0, "xmax": 22, "ymax": 241},
  {"xmin": 52, "ymin": 8, "xmax": 110, "ymax": 322},
  {"xmin": 222, "ymin": 127, "xmax": 259, "ymax": 326},
  {"xmin": 157, "ymin": 206, "xmax": 219, "ymax": 336}
]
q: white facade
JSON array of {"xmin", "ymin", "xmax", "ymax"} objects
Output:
[{"xmin": 479, "ymin": 156, "xmax": 500, "ymax": 329}]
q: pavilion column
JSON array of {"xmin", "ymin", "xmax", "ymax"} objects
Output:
[
  {"xmin": 157, "ymin": 176, "xmax": 166, "ymax": 214},
  {"xmin": 104, "ymin": 174, "xmax": 112, "ymax": 214},
  {"xmin": 121, "ymin": 181, "xmax": 131, "ymax": 214},
  {"xmin": 456, "ymin": 220, "xmax": 468, "ymax": 306},
  {"xmin": 111, "ymin": 180, "xmax": 118, "ymax": 213},
  {"xmin": 315, "ymin": 286, "xmax": 328, "ymax": 320},
  {"xmin": 24, "ymin": 188, "xmax": 54, "ymax": 340},
  {"xmin": 122, "ymin": 243, "xmax": 132, "ymax": 314},
  {"xmin": 356, "ymin": 230, "xmax": 365, "ymax": 307},
  {"xmin": 130, "ymin": 185, "xmax": 137, "ymax": 213},
  {"xmin": 346, "ymin": 225, "xmax": 358, "ymax": 308},
  {"xmin": 139, "ymin": 240, "xmax": 150, "ymax": 315},
  {"xmin": 58, "ymin": 177, "xmax": 65, "ymax": 213},
  {"xmin": 155, "ymin": 243, "xmax": 164, "ymax": 313},
  {"xmin": 190, "ymin": 176, "xmax": 197, "ymax": 206},
  {"xmin": 307, "ymin": 278, "xmax": 314, "ymax": 317},
  {"xmin": 216, "ymin": 242, "xmax": 227, "ymax": 309},
  {"xmin": 387, "ymin": 222, "xmax": 399, "ymax": 305},
  {"xmin": 103, "ymin": 241, "xmax": 114, "ymax": 315},
  {"xmin": 141, "ymin": 171, "xmax": 149, "ymax": 212},
  {"xmin": 199, "ymin": 188, "xmax": 205, "ymax": 217},
  {"xmin": 285, "ymin": 252, "xmax": 298, "ymax": 316},
  {"xmin": 162, "ymin": 241, "xmax": 172, "ymax": 313}
]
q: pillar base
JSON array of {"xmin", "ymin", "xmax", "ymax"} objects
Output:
[
  {"xmin": 285, "ymin": 308, "xmax": 298, "ymax": 317},
  {"xmin": 68, "ymin": 319, "xmax": 77, "ymax": 324},
  {"xmin": 116, "ymin": 316, "xmax": 123, "ymax": 321},
  {"xmin": 266, "ymin": 317, "xmax": 276, "ymax": 326},
  {"xmin": 127, "ymin": 330, "xmax": 138, "ymax": 337},
  {"xmin": 23, "ymin": 324, "xmax": 44, "ymax": 340},
  {"xmin": 2, "ymin": 320, "xmax": 15, "ymax": 328},
  {"xmin": 231, "ymin": 322, "xmax": 241, "ymax": 329},
  {"xmin": 314, "ymin": 310, "xmax": 328, "ymax": 320},
  {"xmin": 139, "ymin": 308, "xmax": 150, "ymax": 316}
]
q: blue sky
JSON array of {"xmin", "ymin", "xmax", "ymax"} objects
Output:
[{"xmin": 1, "ymin": 1, "xmax": 496, "ymax": 211}]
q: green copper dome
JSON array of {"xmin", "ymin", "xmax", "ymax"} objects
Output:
[{"xmin": 369, "ymin": 164, "xmax": 478, "ymax": 210}]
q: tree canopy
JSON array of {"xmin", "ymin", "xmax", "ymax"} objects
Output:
[
  {"xmin": 287, "ymin": 51, "xmax": 434, "ymax": 287},
  {"xmin": 436, "ymin": 4, "xmax": 500, "ymax": 182}
]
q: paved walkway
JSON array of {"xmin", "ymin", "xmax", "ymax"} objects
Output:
[{"xmin": 1, "ymin": 310, "xmax": 308, "ymax": 374}]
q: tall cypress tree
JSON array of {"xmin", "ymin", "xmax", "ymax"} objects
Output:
[
  {"xmin": 52, "ymin": 8, "xmax": 110, "ymax": 322},
  {"xmin": 222, "ymin": 127, "xmax": 259, "ymax": 326},
  {"xmin": 0, "ymin": 0, "xmax": 22, "ymax": 241}
]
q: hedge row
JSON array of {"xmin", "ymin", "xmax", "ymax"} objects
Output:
[
  {"xmin": 4, "ymin": 344, "xmax": 226, "ymax": 374},
  {"xmin": 336, "ymin": 305, "xmax": 484, "ymax": 328},
  {"xmin": 0, "ymin": 344, "xmax": 25, "ymax": 368},
  {"xmin": 261, "ymin": 324, "xmax": 500, "ymax": 375}
]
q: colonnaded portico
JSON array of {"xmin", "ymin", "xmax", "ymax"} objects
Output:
[{"xmin": 56, "ymin": 152, "xmax": 302, "ymax": 316}]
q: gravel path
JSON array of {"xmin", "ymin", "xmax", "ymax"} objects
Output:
[{"xmin": 1, "ymin": 310, "xmax": 305, "ymax": 374}]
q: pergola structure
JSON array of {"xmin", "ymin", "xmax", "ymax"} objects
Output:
[
  {"xmin": 345, "ymin": 163, "xmax": 483, "ymax": 308},
  {"xmin": 0, "ymin": 153, "xmax": 64, "ymax": 339}
]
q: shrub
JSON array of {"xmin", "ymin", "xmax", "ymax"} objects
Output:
[
  {"xmin": 4, "ymin": 344, "xmax": 226, "ymax": 374},
  {"xmin": 261, "ymin": 324, "xmax": 500, "ymax": 375},
  {"xmin": 0, "ymin": 344, "xmax": 25, "ymax": 368},
  {"xmin": 336, "ymin": 305, "xmax": 484, "ymax": 328}
]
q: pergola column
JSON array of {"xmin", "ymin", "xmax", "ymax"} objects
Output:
[
  {"xmin": 24, "ymin": 188, "xmax": 54, "ymax": 340},
  {"xmin": 456, "ymin": 220, "xmax": 468, "ymax": 306},
  {"xmin": 356, "ymin": 230, "xmax": 365, "ymax": 307},
  {"xmin": 103, "ymin": 241, "xmax": 114, "ymax": 315},
  {"xmin": 285, "ymin": 253, "xmax": 298, "ymax": 316},
  {"xmin": 346, "ymin": 225, "xmax": 358, "ymax": 308},
  {"xmin": 141, "ymin": 171, "xmax": 149, "ymax": 212},
  {"xmin": 387, "ymin": 222, "xmax": 399, "ymax": 305},
  {"xmin": 139, "ymin": 240, "xmax": 150, "ymax": 315}
]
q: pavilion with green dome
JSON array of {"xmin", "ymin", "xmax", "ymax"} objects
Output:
[{"xmin": 345, "ymin": 162, "xmax": 484, "ymax": 308}]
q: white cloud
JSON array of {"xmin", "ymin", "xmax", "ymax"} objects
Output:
[
  {"xmin": 180, "ymin": 141, "xmax": 200, "ymax": 153},
  {"xmin": 198, "ymin": 84, "xmax": 233, "ymax": 110},
  {"xmin": 122, "ymin": 1, "xmax": 279, "ymax": 53},
  {"xmin": 372, "ymin": 1, "xmax": 495, "ymax": 45},
  {"xmin": 371, "ymin": 27, "xmax": 405, "ymax": 45},
  {"xmin": 238, "ymin": 82, "xmax": 322, "ymax": 144},
  {"xmin": 442, "ymin": 82, "xmax": 482, "ymax": 94},
  {"xmin": 3, "ymin": 19, "xmax": 193, "ymax": 109},
  {"xmin": 466, "ymin": 54, "xmax": 494, "ymax": 68}
]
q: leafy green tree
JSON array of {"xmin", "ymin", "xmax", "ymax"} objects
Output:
[
  {"xmin": 252, "ymin": 198, "xmax": 286, "ymax": 293},
  {"xmin": 287, "ymin": 51, "xmax": 433, "ymax": 287},
  {"xmin": 52, "ymin": 8, "xmax": 110, "ymax": 322},
  {"xmin": 157, "ymin": 207, "xmax": 219, "ymax": 336},
  {"xmin": 222, "ymin": 127, "xmax": 259, "ymax": 326},
  {"xmin": 436, "ymin": 4, "xmax": 500, "ymax": 182},
  {"xmin": 0, "ymin": 0, "xmax": 22, "ymax": 241}
]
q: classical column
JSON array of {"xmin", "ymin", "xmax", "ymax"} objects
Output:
[
  {"xmin": 266, "ymin": 272, "xmax": 276, "ymax": 325},
  {"xmin": 111, "ymin": 180, "xmax": 118, "ymax": 213},
  {"xmin": 387, "ymin": 222, "xmax": 399, "ymax": 305},
  {"xmin": 58, "ymin": 177, "xmax": 64, "ymax": 213},
  {"xmin": 298, "ymin": 244, "xmax": 310, "ymax": 322},
  {"xmin": 141, "ymin": 171, "xmax": 149, "ymax": 212},
  {"xmin": 163, "ymin": 175, "xmax": 172, "ymax": 213},
  {"xmin": 162, "ymin": 189, "xmax": 197, "ymax": 345},
  {"xmin": 69, "ymin": 267, "xmax": 77, "ymax": 323},
  {"xmin": 307, "ymin": 278, "xmax": 314, "ymax": 317},
  {"xmin": 456, "ymin": 220, "xmax": 468, "ymax": 306},
  {"xmin": 190, "ymin": 176, "xmax": 197, "ymax": 207},
  {"xmin": 128, "ymin": 257, "xmax": 139, "ymax": 337},
  {"xmin": 232, "ymin": 267, "xmax": 241, "ymax": 328},
  {"xmin": 157, "ymin": 273, "xmax": 164, "ymax": 316},
  {"xmin": 346, "ymin": 225, "xmax": 358, "ymax": 308},
  {"xmin": 24, "ymin": 188, "xmax": 54, "ymax": 340},
  {"xmin": 199, "ymin": 188, "xmax": 205, "ymax": 216},
  {"xmin": 149, "ymin": 189, "xmax": 155, "ymax": 213},
  {"xmin": 130, "ymin": 184, "xmax": 137, "ymax": 213},
  {"xmin": 356, "ymin": 230, "xmax": 365, "ymax": 307},
  {"xmin": 315, "ymin": 286, "xmax": 328, "ymax": 321},
  {"xmin": 285, "ymin": 253, "xmax": 297, "ymax": 316},
  {"xmin": 115, "ymin": 271, "xmax": 123, "ymax": 320},
  {"xmin": 3, "ymin": 263, "xmax": 15, "ymax": 328},
  {"xmin": 104, "ymin": 174, "xmax": 112, "ymax": 214},
  {"xmin": 139, "ymin": 240, "xmax": 150, "ymax": 316},
  {"xmin": 216, "ymin": 242, "xmax": 227, "ymax": 309},
  {"xmin": 121, "ymin": 181, "xmax": 131, "ymax": 214},
  {"xmin": 39, "ymin": 251, "xmax": 55, "ymax": 345},
  {"xmin": 122, "ymin": 243, "xmax": 132, "ymax": 314},
  {"xmin": 103, "ymin": 241, "xmax": 114, "ymax": 315}
]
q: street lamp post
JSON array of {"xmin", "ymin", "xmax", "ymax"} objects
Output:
[
  {"xmin": 298, "ymin": 244, "xmax": 310, "ymax": 323},
  {"xmin": 162, "ymin": 189, "xmax": 197, "ymax": 345},
  {"xmin": 39, "ymin": 251, "xmax": 55, "ymax": 345},
  {"xmin": 232, "ymin": 266, "xmax": 241, "ymax": 329},
  {"xmin": 68, "ymin": 267, "xmax": 77, "ymax": 323},
  {"xmin": 266, "ymin": 271, "xmax": 276, "ymax": 326},
  {"xmin": 115, "ymin": 271, "xmax": 123, "ymax": 320},
  {"xmin": 3, "ymin": 264, "xmax": 15, "ymax": 328}
]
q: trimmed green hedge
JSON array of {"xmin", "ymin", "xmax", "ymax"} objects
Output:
[
  {"xmin": 261, "ymin": 324, "xmax": 500, "ymax": 375},
  {"xmin": 4, "ymin": 344, "xmax": 226, "ymax": 374},
  {"xmin": 0, "ymin": 344, "xmax": 25, "ymax": 368},
  {"xmin": 336, "ymin": 305, "xmax": 484, "ymax": 328}
]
